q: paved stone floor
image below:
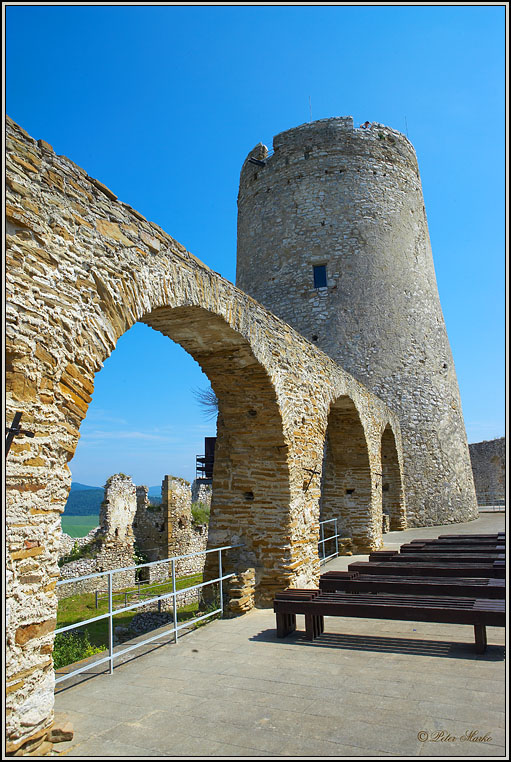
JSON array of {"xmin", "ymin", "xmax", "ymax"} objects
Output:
[{"xmin": 53, "ymin": 513, "xmax": 506, "ymax": 758}]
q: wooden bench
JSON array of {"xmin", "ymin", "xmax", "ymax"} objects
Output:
[
  {"xmin": 399, "ymin": 543, "xmax": 505, "ymax": 554},
  {"xmin": 368, "ymin": 551, "xmax": 504, "ymax": 563},
  {"xmin": 348, "ymin": 559, "xmax": 505, "ymax": 578},
  {"xmin": 319, "ymin": 570, "xmax": 506, "ymax": 598},
  {"xmin": 274, "ymin": 589, "xmax": 505, "ymax": 653},
  {"xmin": 438, "ymin": 534, "xmax": 505, "ymax": 541},
  {"xmin": 409, "ymin": 537, "xmax": 504, "ymax": 545}
]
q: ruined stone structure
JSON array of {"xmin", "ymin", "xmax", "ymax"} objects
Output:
[
  {"xmin": 191, "ymin": 478, "xmax": 212, "ymax": 508},
  {"xmin": 236, "ymin": 117, "xmax": 478, "ymax": 528},
  {"xmin": 134, "ymin": 476, "xmax": 209, "ymax": 581},
  {"xmin": 6, "ymin": 116, "xmax": 408, "ymax": 754},
  {"xmin": 469, "ymin": 437, "xmax": 506, "ymax": 505},
  {"xmin": 58, "ymin": 473, "xmax": 210, "ymax": 597},
  {"xmin": 58, "ymin": 474, "xmax": 138, "ymax": 598}
]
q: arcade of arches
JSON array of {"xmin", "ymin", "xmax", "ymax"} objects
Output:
[{"xmin": 5, "ymin": 117, "xmax": 404, "ymax": 754}]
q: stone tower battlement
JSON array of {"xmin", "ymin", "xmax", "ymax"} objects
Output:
[{"xmin": 236, "ymin": 117, "xmax": 477, "ymax": 526}]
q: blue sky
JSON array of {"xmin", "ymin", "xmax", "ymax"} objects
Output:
[{"xmin": 6, "ymin": 4, "xmax": 506, "ymax": 487}]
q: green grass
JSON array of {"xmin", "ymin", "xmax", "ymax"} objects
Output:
[
  {"xmin": 56, "ymin": 572, "xmax": 210, "ymax": 665},
  {"xmin": 61, "ymin": 515, "xmax": 99, "ymax": 538},
  {"xmin": 191, "ymin": 501, "xmax": 210, "ymax": 525}
]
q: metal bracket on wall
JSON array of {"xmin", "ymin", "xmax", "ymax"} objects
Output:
[{"xmin": 5, "ymin": 411, "xmax": 35, "ymax": 457}]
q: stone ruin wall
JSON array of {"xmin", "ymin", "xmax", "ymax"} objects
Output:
[
  {"xmin": 57, "ymin": 474, "xmax": 137, "ymax": 598},
  {"xmin": 469, "ymin": 438, "xmax": 506, "ymax": 505},
  {"xmin": 58, "ymin": 474, "xmax": 210, "ymax": 600},
  {"xmin": 191, "ymin": 479, "xmax": 213, "ymax": 508},
  {"xmin": 6, "ymin": 115, "xmax": 406, "ymax": 755}
]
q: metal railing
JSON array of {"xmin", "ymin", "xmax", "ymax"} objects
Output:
[
  {"xmin": 54, "ymin": 544, "xmax": 241, "ymax": 685},
  {"xmin": 318, "ymin": 518, "xmax": 341, "ymax": 564},
  {"xmin": 476, "ymin": 493, "xmax": 505, "ymax": 511},
  {"xmin": 94, "ymin": 577, "xmax": 177, "ymax": 611}
]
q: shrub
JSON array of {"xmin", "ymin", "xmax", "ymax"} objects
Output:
[
  {"xmin": 58, "ymin": 538, "xmax": 100, "ymax": 567},
  {"xmin": 191, "ymin": 501, "xmax": 210, "ymax": 525},
  {"xmin": 53, "ymin": 630, "xmax": 104, "ymax": 669}
]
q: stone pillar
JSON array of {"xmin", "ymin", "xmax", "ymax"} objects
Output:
[
  {"xmin": 95, "ymin": 474, "xmax": 137, "ymax": 588},
  {"xmin": 162, "ymin": 475, "xmax": 193, "ymax": 574}
]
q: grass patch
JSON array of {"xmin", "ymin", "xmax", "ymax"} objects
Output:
[
  {"xmin": 191, "ymin": 501, "xmax": 210, "ymax": 525},
  {"xmin": 61, "ymin": 515, "xmax": 99, "ymax": 538},
  {"xmin": 56, "ymin": 572, "xmax": 208, "ymax": 665}
]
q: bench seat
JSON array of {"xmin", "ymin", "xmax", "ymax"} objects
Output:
[
  {"xmin": 408, "ymin": 537, "xmax": 504, "ymax": 546},
  {"xmin": 319, "ymin": 570, "xmax": 506, "ymax": 598},
  {"xmin": 274, "ymin": 589, "xmax": 505, "ymax": 652},
  {"xmin": 347, "ymin": 560, "xmax": 504, "ymax": 578},
  {"xmin": 368, "ymin": 551, "xmax": 505, "ymax": 563},
  {"xmin": 399, "ymin": 543, "xmax": 505, "ymax": 554}
]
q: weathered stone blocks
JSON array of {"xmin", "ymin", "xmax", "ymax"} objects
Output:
[
  {"xmin": 6, "ymin": 115, "xmax": 403, "ymax": 753},
  {"xmin": 236, "ymin": 116, "xmax": 478, "ymax": 528}
]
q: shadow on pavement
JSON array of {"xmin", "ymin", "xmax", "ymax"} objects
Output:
[{"xmin": 250, "ymin": 628, "xmax": 505, "ymax": 661}]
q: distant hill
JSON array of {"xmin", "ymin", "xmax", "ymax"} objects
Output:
[
  {"xmin": 148, "ymin": 486, "xmax": 161, "ymax": 504},
  {"xmin": 64, "ymin": 482, "xmax": 162, "ymax": 514},
  {"xmin": 70, "ymin": 482, "xmax": 102, "ymax": 492},
  {"xmin": 64, "ymin": 483, "xmax": 103, "ymax": 516}
]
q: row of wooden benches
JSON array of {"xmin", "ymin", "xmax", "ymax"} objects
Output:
[{"xmin": 274, "ymin": 532, "xmax": 505, "ymax": 653}]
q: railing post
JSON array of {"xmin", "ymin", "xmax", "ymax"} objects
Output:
[
  {"xmin": 108, "ymin": 572, "xmax": 114, "ymax": 674},
  {"xmin": 334, "ymin": 518, "xmax": 339, "ymax": 558},
  {"xmin": 219, "ymin": 548, "xmax": 224, "ymax": 618},
  {"xmin": 95, "ymin": 589, "xmax": 98, "ymax": 610},
  {"xmin": 172, "ymin": 559, "xmax": 178, "ymax": 644},
  {"xmin": 320, "ymin": 521, "xmax": 325, "ymax": 560}
]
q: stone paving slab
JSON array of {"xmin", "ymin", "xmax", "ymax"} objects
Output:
[{"xmin": 54, "ymin": 514, "xmax": 506, "ymax": 757}]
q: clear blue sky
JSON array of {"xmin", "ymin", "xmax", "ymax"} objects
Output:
[{"xmin": 6, "ymin": 4, "xmax": 506, "ymax": 487}]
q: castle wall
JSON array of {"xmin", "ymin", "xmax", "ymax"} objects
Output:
[
  {"xmin": 6, "ymin": 115, "xmax": 402, "ymax": 754},
  {"xmin": 469, "ymin": 438, "xmax": 506, "ymax": 505},
  {"xmin": 236, "ymin": 117, "xmax": 478, "ymax": 527}
]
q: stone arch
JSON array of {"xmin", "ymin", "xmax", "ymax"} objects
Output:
[
  {"xmin": 5, "ymin": 116, "xmax": 406, "ymax": 754},
  {"xmin": 381, "ymin": 423, "xmax": 406, "ymax": 530},
  {"xmin": 59, "ymin": 300, "xmax": 292, "ymax": 609},
  {"xmin": 319, "ymin": 395, "xmax": 375, "ymax": 551},
  {"xmin": 140, "ymin": 305, "xmax": 292, "ymax": 607}
]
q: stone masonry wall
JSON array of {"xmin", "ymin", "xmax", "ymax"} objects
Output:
[
  {"xmin": 469, "ymin": 438, "xmax": 506, "ymax": 505},
  {"xmin": 236, "ymin": 117, "xmax": 478, "ymax": 528},
  {"xmin": 57, "ymin": 475, "xmax": 137, "ymax": 599},
  {"xmin": 6, "ymin": 115, "xmax": 403, "ymax": 754},
  {"xmin": 191, "ymin": 479, "xmax": 212, "ymax": 508}
]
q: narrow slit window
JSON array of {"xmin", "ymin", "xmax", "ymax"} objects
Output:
[{"xmin": 313, "ymin": 264, "xmax": 327, "ymax": 288}]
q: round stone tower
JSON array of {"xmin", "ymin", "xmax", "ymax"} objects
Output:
[{"xmin": 236, "ymin": 116, "xmax": 477, "ymax": 526}]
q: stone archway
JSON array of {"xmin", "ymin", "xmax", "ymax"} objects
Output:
[
  {"xmin": 319, "ymin": 395, "xmax": 376, "ymax": 552},
  {"xmin": 381, "ymin": 424, "xmax": 406, "ymax": 530},
  {"xmin": 142, "ymin": 305, "xmax": 292, "ymax": 608},
  {"xmin": 6, "ymin": 116, "xmax": 404, "ymax": 755}
]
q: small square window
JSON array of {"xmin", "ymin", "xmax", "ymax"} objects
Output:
[{"xmin": 313, "ymin": 264, "xmax": 327, "ymax": 288}]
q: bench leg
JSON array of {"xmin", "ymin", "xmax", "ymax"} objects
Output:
[
  {"xmin": 276, "ymin": 612, "xmax": 296, "ymax": 638},
  {"xmin": 474, "ymin": 624, "xmax": 487, "ymax": 654},
  {"xmin": 305, "ymin": 614, "xmax": 316, "ymax": 640},
  {"xmin": 305, "ymin": 614, "xmax": 323, "ymax": 641}
]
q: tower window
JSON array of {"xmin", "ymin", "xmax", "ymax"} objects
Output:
[{"xmin": 313, "ymin": 264, "xmax": 327, "ymax": 288}]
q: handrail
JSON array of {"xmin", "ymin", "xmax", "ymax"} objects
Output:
[
  {"xmin": 318, "ymin": 517, "xmax": 342, "ymax": 564},
  {"xmin": 55, "ymin": 543, "xmax": 243, "ymax": 684}
]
